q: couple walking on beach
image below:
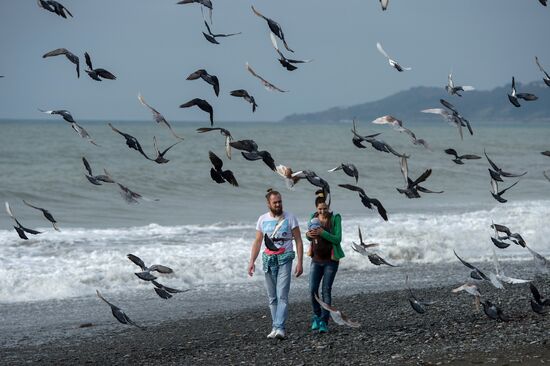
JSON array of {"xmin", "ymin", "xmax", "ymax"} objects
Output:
[{"xmin": 247, "ymin": 189, "xmax": 344, "ymax": 339}]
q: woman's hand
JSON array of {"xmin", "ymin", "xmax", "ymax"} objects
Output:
[{"xmin": 308, "ymin": 228, "xmax": 324, "ymax": 237}]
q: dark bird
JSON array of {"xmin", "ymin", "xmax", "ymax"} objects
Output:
[
  {"xmin": 508, "ymin": 76, "xmax": 538, "ymax": 107},
  {"xmin": 109, "ymin": 123, "xmax": 153, "ymax": 161},
  {"xmin": 197, "ymin": 127, "xmax": 233, "ymax": 159},
  {"xmin": 127, "ymin": 254, "xmax": 173, "ymax": 281},
  {"xmin": 230, "ymin": 89, "xmax": 258, "ymax": 113},
  {"xmin": 70, "ymin": 122, "xmax": 99, "ymax": 146},
  {"xmin": 179, "ymin": 98, "xmax": 213, "ymax": 126},
  {"xmin": 350, "ymin": 119, "xmax": 380, "ymax": 149},
  {"xmin": 208, "ymin": 151, "xmax": 238, "ymax": 187},
  {"xmin": 202, "ymin": 20, "xmax": 241, "ymax": 45},
  {"xmin": 117, "ymin": 183, "xmax": 158, "ymax": 205},
  {"xmin": 82, "ymin": 157, "xmax": 115, "ymax": 186},
  {"xmin": 539, "ymin": 0, "xmax": 548, "ymax": 7},
  {"xmin": 96, "ymin": 290, "xmax": 144, "ymax": 329},
  {"xmin": 535, "ymin": 56, "xmax": 550, "ymax": 87},
  {"xmin": 251, "ymin": 6, "xmax": 293, "ymax": 53},
  {"xmin": 263, "ymin": 233, "xmax": 280, "ymax": 251},
  {"xmin": 328, "ymin": 163, "xmax": 359, "ymax": 183},
  {"xmin": 37, "ymin": 0, "xmax": 72, "ymax": 18},
  {"xmin": 444, "ymin": 148, "xmax": 481, "ymax": 165},
  {"xmin": 490, "ymin": 222, "xmax": 526, "ymax": 248},
  {"xmin": 397, "ymin": 157, "xmax": 443, "ymax": 199},
  {"xmin": 230, "ymin": 139, "xmax": 276, "ymax": 171},
  {"xmin": 177, "ymin": 0, "xmax": 212, "ymax": 9},
  {"xmin": 406, "ymin": 275, "xmax": 436, "ymax": 314},
  {"xmin": 289, "ymin": 170, "xmax": 331, "ymax": 203},
  {"xmin": 454, "ymin": 250, "xmax": 503, "ymax": 289},
  {"xmin": 84, "ymin": 52, "xmax": 116, "ymax": 81},
  {"xmin": 350, "ymin": 226, "xmax": 394, "ymax": 265},
  {"xmin": 42, "ymin": 48, "xmax": 79, "ymax": 78},
  {"xmin": 376, "ymin": 42, "xmax": 411, "ymax": 72},
  {"xmin": 541, "ymin": 151, "xmax": 550, "ymax": 157},
  {"xmin": 246, "ymin": 63, "xmax": 287, "ymax": 92},
  {"xmin": 270, "ymin": 33, "xmax": 311, "ymax": 71},
  {"xmin": 351, "ymin": 122, "xmax": 407, "ymax": 158},
  {"xmin": 530, "ymin": 283, "xmax": 550, "ymax": 315},
  {"xmin": 445, "ymin": 72, "xmax": 475, "ymax": 97},
  {"xmin": 338, "ymin": 184, "xmax": 388, "ymax": 221},
  {"xmin": 152, "ymin": 136, "xmax": 181, "ymax": 164},
  {"xmin": 22, "ymin": 199, "xmax": 60, "ymax": 231},
  {"xmin": 151, "ymin": 280, "xmax": 189, "ymax": 300},
  {"xmin": 39, "ymin": 108, "xmax": 75, "ymax": 123},
  {"xmin": 371, "ymin": 115, "xmax": 431, "ymax": 150},
  {"xmin": 5, "ymin": 202, "xmax": 42, "ymax": 240},
  {"xmin": 138, "ymin": 94, "xmax": 184, "ymax": 140},
  {"xmin": 484, "ymin": 149, "xmax": 527, "ymax": 182},
  {"xmin": 491, "ymin": 178, "xmax": 519, "ymax": 203},
  {"xmin": 186, "ymin": 69, "xmax": 219, "ymax": 97},
  {"xmin": 482, "ymin": 300, "xmax": 509, "ymax": 321}
]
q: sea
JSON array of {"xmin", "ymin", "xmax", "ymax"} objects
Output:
[{"xmin": 0, "ymin": 118, "xmax": 549, "ymax": 346}]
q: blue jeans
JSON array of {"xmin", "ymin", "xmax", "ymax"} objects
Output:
[
  {"xmin": 264, "ymin": 260, "xmax": 293, "ymax": 331},
  {"xmin": 309, "ymin": 261, "xmax": 339, "ymax": 322}
]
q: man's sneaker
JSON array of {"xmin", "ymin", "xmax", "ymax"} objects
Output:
[
  {"xmin": 311, "ymin": 315, "xmax": 320, "ymax": 331},
  {"xmin": 275, "ymin": 329, "xmax": 286, "ymax": 339},
  {"xmin": 318, "ymin": 320, "xmax": 328, "ymax": 333},
  {"xmin": 266, "ymin": 328, "xmax": 277, "ymax": 339}
]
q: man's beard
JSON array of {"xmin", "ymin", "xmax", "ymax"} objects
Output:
[{"xmin": 270, "ymin": 207, "xmax": 283, "ymax": 216}]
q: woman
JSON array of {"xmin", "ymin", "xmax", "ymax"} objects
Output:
[{"xmin": 306, "ymin": 190, "xmax": 344, "ymax": 333}]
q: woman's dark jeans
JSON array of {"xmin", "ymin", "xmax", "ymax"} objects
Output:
[{"xmin": 309, "ymin": 260, "xmax": 339, "ymax": 322}]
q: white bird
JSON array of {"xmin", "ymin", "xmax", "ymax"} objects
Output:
[
  {"xmin": 376, "ymin": 42, "xmax": 411, "ymax": 72},
  {"xmin": 526, "ymin": 246, "xmax": 549, "ymax": 275},
  {"xmin": 372, "ymin": 115, "xmax": 431, "ymax": 150},
  {"xmin": 492, "ymin": 249, "xmax": 531, "ymax": 284},
  {"xmin": 314, "ymin": 294, "xmax": 360, "ymax": 328},
  {"xmin": 380, "ymin": 0, "xmax": 389, "ymax": 11},
  {"xmin": 446, "ymin": 72, "xmax": 475, "ymax": 97}
]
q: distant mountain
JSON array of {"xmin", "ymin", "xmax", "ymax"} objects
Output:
[{"xmin": 282, "ymin": 81, "xmax": 550, "ymax": 123}]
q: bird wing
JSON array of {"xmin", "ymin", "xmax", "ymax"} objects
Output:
[
  {"xmin": 179, "ymin": 98, "xmax": 199, "ymax": 108},
  {"xmin": 251, "ymin": 5, "xmax": 266, "ymax": 20},
  {"xmin": 483, "ymin": 149, "xmax": 500, "ymax": 172},
  {"xmin": 498, "ymin": 180, "xmax": 519, "ymax": 196},
  {"xmin": 127, "ymin": 254, "xmax": 147, "ymax": 271},
  {"xmin": 149, "ymin": 264, "xmax": 173, "ymax": 274},
  {"xmin": 42, "ymin": 48, "xmax": 68, "ymax": 58},
  {"xmin": 543, "ymin": 170, "xmax": 550, "ymax": 182},
  {"xmin": 84, "ymin": 52, "xmax": 93, "ymax": 70},
  {"xmin": 338, "ymin": 184, "xmax": 365, "ymax": 195},
  {"xmin": 245, "ymin": 63, "xmax": 286, "ymax": 92},
  {"xmin": 535, "ymin": 56, "xmax": 550, "ymax": 78},
  {"xmin": 82, "ymin": 157, "xmax": 94, "ymax": 176},
  {"xmin": 208, "ymin": 151, "xmax": 224, "ymax": 171},
  {"xmin": 399, "ymin": 157, "xmax": 409, "ymax": 186},
  {"xmin": 376, "ymin": 42, "xmax": 390, "ymax": 59},
  {"xmin": 460, "ymin": 154, "xmax": 481, "ymax": 160}
]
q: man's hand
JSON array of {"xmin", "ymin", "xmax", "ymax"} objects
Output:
[
  {"xmin": 247, "ymin": 262, "xmax": 255, "ymax": 277},
  {"xmin": 294, "ymin": 261, "xmax": 303, "ymax": 277}
]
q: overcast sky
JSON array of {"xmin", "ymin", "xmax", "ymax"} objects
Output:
[{"xmin": 0, "ymin": 1, "xmax": 549, "ymax": 122}]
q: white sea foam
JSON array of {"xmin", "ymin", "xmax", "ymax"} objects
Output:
[{"xmin": 1, "ymin": 202, "xmax": 548, "ymax": 303}]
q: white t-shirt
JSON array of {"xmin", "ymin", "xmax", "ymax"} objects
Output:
[{"xmin": 256, "ymin": 211, "xmax": 299, "ymax": 252}]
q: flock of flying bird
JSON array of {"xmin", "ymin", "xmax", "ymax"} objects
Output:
[{"xmin": 2, "ymin": 0, "xmax": 550, "ymax": 330}]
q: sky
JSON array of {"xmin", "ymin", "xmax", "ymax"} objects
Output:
[{"xmin": 0, "ymin": 0, "xmax": 549, "ymax": 122}]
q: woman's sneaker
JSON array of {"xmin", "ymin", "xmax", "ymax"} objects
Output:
[
  {"xmin": 318, "ymin": 320, "xmax": 328, "ymax": 333},
  {"xmin": 311, "ymin": 315, "xmax": 320, "ymax": 331}
]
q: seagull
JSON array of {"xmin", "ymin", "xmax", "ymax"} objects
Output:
[
  {"xmin": 179, "ymin": 98, "xmax": 214, "ymax": 126},
  {"xmin": 246, "ymin": 63, "xmax": 287, "ymax": 92},
  {"xmin": 314, "ymin": 293, "xmax": 360, "ymax": 327},
  {"xmin": 208, "ymin": 151, "xmax": 238, "ymax": 187},
  {"xmin": 83, "ymin": 52, "xmax": 116, "ymax": 81},
  {"xmin": 230, "ymin": 139, "xmax": 276, "ymax": 171},
  {"xmin": 535, "ymin": 57, "xmax": 550, "ymax": 87},
  {"xmin": 376, "ymin": 42, "xmax": 411, "ymax": 72},
  {"xmin": 5, "ymin": 202, "xmax": 42, "ymax": 240},
  {"xmin": 202, "ymin": 20, "xmax": 241, "ymax": 44},
  {"xmin": 492, "ymin": 249, "xmax": 531, "ymax": 284},
  {"xmin": 380, "ymin": 0, "xmax": 389, "ymax": 11},
  {"xmin": 38, "ymin": 108, "xmax": 75, "ymax": 123},
  {"xmin": 444, "ymin": 149, "xmax": 481, "ymax": 165},
  {"xmin": 117, "ymin": 183, "xmax": 158, "ymax": 205},
  {"xmin": 251, "ymin": 6, "xmax": 293, "ymax": 53},
  {"xmin": 151, "ymin": 280, "xmax": 190, "ymax": 300},
  {"xmin": 96, "ymin": 290, "xmax": 144, "ymax": 329},
  {"xmin": 22, "ymin": 200, "xmax": 60, "ymax": 231},
  {"xmin": 42, "ymin": 48, "xmax": 79, "ymax": 78},
  {"xmin": 109, "ymin": 123, "xmax": 153, "ymax": 161},
  {"xmin": 397, "ymin": 157, "xmax": 443, "ymax": 199},
  {"xmin": 451, "ymin": 284, "xmax": 481, "ymax": 311},
  {"xmin": 82, "ymin": 157, "xmax": 115, "ymax": 186},
  {"xmin": 152, "ymin": 136, "xmax": 181, "ymax": 164},
  {"xmin": 270, "ymin": 33, "xmax": 311, "ymax": 71},
  {"xmin": 406, "ymin": 275, "xmax": 436, "ymax": 314},
  {"xmin": 196, "ymin": 127, "xmax": 233, "ymax": 159},
  {"xmin": 127, "ymin": 254, "xmax": 173, "ymax": 282},
  {"xmin": 372, "ymin": 115, "xmax": 431, "ymax": 150},
  {"xmin": 70, "ymin": 122, "xmax": 99, "ymax": 146},
  {"xmin": 445, "ymin": 72, "xmax": 475, "ymax": 97},
  {"xmin": 328, "ymin": 163, "xmax": 359, "ymax": 183},
  {"xmin": 350, "ymin": 226, "xmax": 394, "ymax": 266},
  {"xmin": 454, "ymin": 250, "xmax": 504, "ymax": 289},
  {"xmin": 484, "ymin": 149, "xmax": 527, "ymax": 182},
  {"xmin": 230, "ymin": 89, "xmax": 258, "ymax": 113},
  {"xmin": 482, "ymin": 300, "xmax": 509, "ymax": 321},
  {"xmin": 138, "ymin": 93, "xmax": 183, "ymax": 140},
  {"xmin": 37, "ymin": 0, "xmax": 72, "ymax": 18},
  {"xmin": 338, "ymin": 184, "xmax": 388, "ymax": 221},
  {"xmin": 490, "ymin": 178, "xmax": 519, "ymax": 203},
  {"xmin": 508, "ymin": 76, "xmax": 538, "ymax": 107},
  {"xmin": 530, "ymin": 283, "xmax": 550, "ymax": 315},
  {"xmin": 186, "ymin": 69, "xmax": 219, "ymax": 97}
]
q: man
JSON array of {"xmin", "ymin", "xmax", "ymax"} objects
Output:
[{"xmin": 248, "ymin": 189, "xmax": 303, "ymax": 340}]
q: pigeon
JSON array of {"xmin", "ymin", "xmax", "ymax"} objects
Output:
[
  {"xmin": 230, "ymin": 89, "xmax": 258, "ymax": 113},
  {"xmin": 508, "ymin": 76, "xmax": 538, "ymax": 107},
  {"xmin": 82, "ymin": 157, "xmax": 115, "ymax": 186},
  {"xmin": 116, "ymin": 183, "xmax": 158, "ymax": 205},
  {"xmin": 138, "ymin": 94, "xmax": 184, "ymax": 140},
  {"xmin": 96, "ymin": 290, "xmax": 144, "ymax": 329},
  {"xmin": 177, "ymin": 0, "xmax": 212, "ymax": 9},
  {"xmin": 5, "ymin": 202, "xmax": 42, "ymax": 240},
  {"xmin": 202, "ymin": 20, "xmax": 241, "ymax": 44},
  {"xmin": 351, "ymin": 226, "xmax": 395, "ymax": 267},
  {"xmin": 380, "ymin": 0, "xmax": 389, "ymax": 11},
  {"xmin": 482, "ymin": 300, "xmax": 509, "ymax": 321},
  {"xmin": 152, "ymin": 136, "xmax": 181, "ymax": 164},
  {"xmin": 246, "ymin": 62, "xmax": 287, "ymax": 92},
  {"xmin": 422, "ymin": 99, "xmax": 473, "ymax": 140},
  {"xmin": 314, "ymin": 294, "xmax": 360, "ymax": 327},
  {"xmin": 376, "ymin": 42, "xmax": 411, "ymax": 72},
  {"xmin": 84, "ymin": 52, "xmax": 116, "ymax": 81},
  {"xmin": 490, "ymin": 178, "xmax": 519, "ymax": 203},
  {"xmin": 350, "ymin": 119, "xmax": 381, "ymax": 149},
  {"xmin": 539, "ymin": 0, "xmax": 548, "ymax": 6},
  {"xmin": 275, "ymin": 164, "xmax": 306, "ymax": 190},
  {"xmin": 529, "ymin": 283, "xmax": 550, "ymax": 315},
  {"xmin": 338, "ymin": 184, "xmax": 388, "ymax": 221},
  {"xmin": 186, "ymin": 69, "xmax": 219, "ymax": 97},
  {"xmin": 445, "ymin": 72, "xmax": 474, "ymax": 97},
  {"xmin": 70, "ymin": 122, "xmax": 99, "ymax": 146},
  {"xmin": 251, "ymin": 6, "xmax": 293, "ymax": 53},
  {"xmin": 372, "ymin": 115, "xmax": 430, "ymax": 150},
  {"xmin": 38, "ymin": 108, "xmax": 75, "ymax": 123},
  {"xmin": 127, "ymin": 254, "xmax": 173, "ymax": 281},
  {"xmin": 535, "ymin": 56, "xmax": 550, "ymax": 87},
  {"xmin": 406, "ymin": 275, "xmax": 436, "ymax": 314},
  {"xmin": 444, "ymin": 149, "xmax": 481, "ymax": 165},
  {"xmin": 42, "ymin": 48, "xmax": 79, "ymax": 78},
  {"xmin": 270, "ymin": 33, "xmax": 311, "ymax": 71},
  {"xmin": 151, "ymin": 280, "xmax": 189, "ymax": 300},
  {"xmin": 451, "ymin": 284, "xmax": 481, "ymax": 311},
  {"xmin": 484, "ymin": 149, "xmax": 527, "ymax": 182},
  {"xmin": 289, "ymin": 170, "xmax": 331, "ymax": 203},
  {"xmin": 108, "ymin": 123, "xmax": 153, "ymax": 161},
  {"xmin": 230, "ymin": 139, "xmax": 276, "ymax": 171},
  {"xmin": 397, "ymin": 157, "xmax": 443, "ymax": 199},
  {"xmin": 208, "ymin": 151, "xmax": 238, "ymax": 187},
  {"xmin": 328, "ymin": 163, "xmax": 359, "ymax": 183},
  {"xmin": 22, "ymin": 199, "xmax": 60, "ymax": 231},
  {"xmin": 37, "ymin": 0, "xmax": 73, "ymax": 18},
  {"xmin": 490, "ymin": 222, "xmax": 526, "ymax": 248},
  {"xmin": 454, "ymin": 250, "xmax": 504, "ymax": 289},
  {"xmin": 179, "ymin": 98, "xmax": 214, "ymax": 126},
  {"xmin": 196, "ymin": 127, "xmax": 233, "ymax": 159},
  {"xmin": 541, "ymin": 151, "xmax": 550, "ymax": 157}
]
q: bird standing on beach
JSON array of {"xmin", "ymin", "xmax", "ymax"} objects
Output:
[
  {"xmin": 42, "ymin": 48, "xmax": 80, "ymax": 78},
  {"xmin": 482, "ymin": 300, "xmax": 509, "ymax": 321},
  {"xmin": 529, "ymin": 283, "xmax": 550, "ymax": 315}
]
